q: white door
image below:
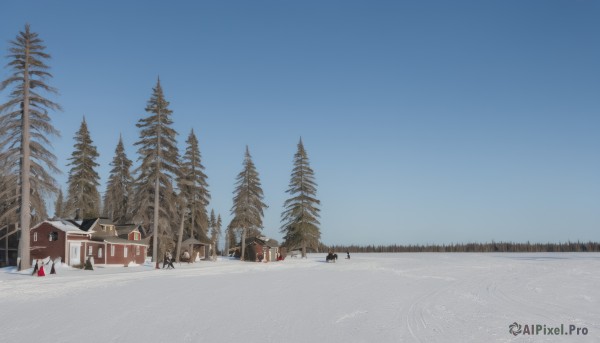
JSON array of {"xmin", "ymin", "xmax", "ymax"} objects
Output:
[{"xmin": 69, "ymin": 243, "xmax": 81, "ymax": 266}]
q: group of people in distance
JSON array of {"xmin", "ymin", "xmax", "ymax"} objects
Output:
[
  {"xmin": 31, "ymin": 259, "xmax": 57, "ymax": 276},
  {"xmin": 162, "ymin": 250, "xmax": 193, "ymax": 269},
  {"xmin": 163, "ymin": 251, "xmax": 176, "ymax": 269},
  {"xmin": 326, "ymin": 250, "xmax": 351, "ymax": 262}
]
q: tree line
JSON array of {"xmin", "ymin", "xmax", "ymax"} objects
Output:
[
  {"xmin": 328, "ymin": 241, "xmax": 600, "ymax": 253},
  {"xmin": 0, "ymin": 25, "xmax": 322, "ymax": 269}
]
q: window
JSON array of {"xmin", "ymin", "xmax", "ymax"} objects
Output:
[
  {"xmin": 88, "ymin": 246, "xmax": 93, "ymax": 255},
  {"xmin": 98, "ymin": 248, "xmax": 103, "ymax": 259},
  {"xmin": 111, "ymin": 245, "xmax": 115, "ymax": 257},
  {"xmin": 124, "ymin": 246, "xmax": 128, "ymax": 258},
  {"xmin": 49, "ymin": 232, "xmax": 58, "ymax": 241},
  {"xmin": 136, "ymin": 246, "xmax": 140, "ymax": 256},
  {"xmin": 33, "ymin": 232, "xmax": 38, "ymax": 242}
]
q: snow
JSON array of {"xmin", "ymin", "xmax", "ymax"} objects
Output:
[
  {"xmin": 34, "ymin": 220, "xmax": 84, "ymax": 233},
  {"xmin": 0, "ymin": 253, "xmax": 598, "ymax": 342}
]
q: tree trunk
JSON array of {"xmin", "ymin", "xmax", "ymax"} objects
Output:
[
  {"xmin": 240, "ymin": 228, "xmax": 246, "ymax": 261},
  {"xmin": 211, "ymin": 232, "xmax": 218, "ymax": 261},
  {"xmin": 191, "ymin": 197, "xmax": 195, "ymax": 240},
  {"xmin": 152, "ymin": 104, "xmax": 162, "ymax": 263},
  {"xmin": 223, "ymin": 230, "xmax": 229, "ymax": 257},
  {"xmin": 175, "ymin": 208, "xmax": 185, "ymax": 263},
  {"xmin": 152, "ymin": 176, "xmax": 159, "ymax": 262},
  {"xmin": 4, "ymin": 228, "xmax": 8, "ymax": 265},
  {"xmin": 18, "ymin": 42, "xmax": 32, "ymax": 270}
]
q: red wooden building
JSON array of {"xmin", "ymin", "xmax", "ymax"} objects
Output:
[
  {"xmin": 30, "ymin": 219, "xmax": 148, "ymax": 267},
  {"xmin": 243, "ymin": 236, "xmax": 280, "ymax": 262}
]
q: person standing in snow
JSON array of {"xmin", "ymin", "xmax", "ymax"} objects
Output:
[
  {"xmin": 346, "ymin": 251, "xmax": 350, "ymax": 259},
  {"xmin": 163, "ymin": 251, "xmax": 175, "ymax": 269},
  {"xmin": 84, "ymin": 256, "xmax": 94, "ymax": 270},
  {"xmin": 163, "ymin": 252, "xmax": 170, "ymax": 268},
  {"xmin": 37, "ymin": 263, "xmax": 46, "ymax": 277},
  {"xmin": 166, "ymin": 255, "xmax": 175, "ymax": 269},
  {"xmin": 31, "ymin": 259, "xmax": 39, "ymax": 275}
]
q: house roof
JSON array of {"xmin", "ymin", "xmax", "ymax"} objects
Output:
[
  {"xmin": 79, "ymin": 218, "xmax": 99, "ymax": 232},
  {"xmin": 182, "ymin": 238, "xmax": 208, "ymax": 246},
  {"xmin": 32, "ymin": 220, "xmax": 88, "ymax": 234},
  {"xmin": 66, "ymin": 219, "xmax": 83, "ymax": 227},
  {"xmin": 246, "ymin": 236, "xmax": 279, "ymax": 247},
  {"xmin": 265, "ymin": 239, "xmax": 279, "ymax": 247},
  {"xmin": 97, "ymin": 217, "xmax": 114, "ymax": 226},
  {"xmin": 115, "ymin": 224, "xmax": 139, "ymax": 237}
]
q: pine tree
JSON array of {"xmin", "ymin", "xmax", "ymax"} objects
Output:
[
  {"xmin": 132, "ymin": 78, "xmax": 179, "ymax": 262},
  {"xmin": 65, "ymin": 117, "xmax": 101, "ymax": 218},
  {"xmin": 54, "ymin": 188, "xmax": 64, "ymax": 218},
  {"xmin": 175, "ymin": 155, "xmax": 189, "ymax": 263},
  {"xmin": 174, "ymin": 192, "xmax": 187, "ymax": 263},
  {"xmin": 224, "ymin": 224, "xmax": 238, "ymax": 257},
  {"xmin": 280, "ymin": 138, "xmax": 321, "ymax": 258},
  {"xmin": 209, "ymin": 210, "xmax": 221, "ymax": 260},
  {"xmin": 0, "ymin": 25, "xmax": 61, "ymax": 269},
  {"xmin": 0, "ymin": 159, "xmax": 18, "ymax": 224},
  {"xmin": 180, "ymin": 129, "xmax": 210, "ymax": 241},
  {"xmin": 229, "ymin": 146, "xmax": 267, "ymax": 261},
  {"xmin": 216, "ymin": 214, "xmax": 222, "ymax": 256},
  {"xmin": 103, "ymin": 136, "xmax": 134, "ymax": 224}
]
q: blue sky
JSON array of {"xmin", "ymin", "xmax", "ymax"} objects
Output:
[{"xmin": 1, "ymin": 0, "xmax": 598, "ymax": 246}]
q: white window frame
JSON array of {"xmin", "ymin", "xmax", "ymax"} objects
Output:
[
  {"xmin": 33, "ymin": 232, "xmax": 38, "ymax": 242},
  {"xmin": 136, "ymin": 245, "xmax": 140, "ymax": 256},
  {"xmin": 124, "ymin": 246, "xmax": 128, "ymax": 258},
  {"xmin": 88, "ymin": 246, "xmax": 93, "ymax": 255},
  {"xmin": 111, "ymin": 245, "xmax": 115, "ymax": 257},
  {"xmin": 98, "ymin": 247, "xmax": 103, "ymax": 259}
]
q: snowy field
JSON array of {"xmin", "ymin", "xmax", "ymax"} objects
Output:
[{"xmin": 0, "ymin": 253, "xmax": 599, "ymax": 343}]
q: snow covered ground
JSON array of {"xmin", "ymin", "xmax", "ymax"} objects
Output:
[{"xmin": 0, "ymin": 253, "xmax": 598, "ymax": 343}]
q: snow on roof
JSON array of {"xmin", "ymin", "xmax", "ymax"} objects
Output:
[{"xmin": 32, "ymin": 220, "xmax": 89, "ymax": 234}]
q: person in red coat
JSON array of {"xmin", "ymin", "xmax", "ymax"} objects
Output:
[{"xmin": 37, "ymin": 264, "xmax": 46, "ymax": 277}]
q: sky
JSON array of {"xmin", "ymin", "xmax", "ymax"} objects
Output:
[{"xmin": 0, "ymin": 0, "xmax": 598, "ymax": 246}]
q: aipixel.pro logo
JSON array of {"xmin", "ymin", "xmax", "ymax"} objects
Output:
[{"xmin": 509, "ymin": 322, "xmax": 588, "ymax": 336}]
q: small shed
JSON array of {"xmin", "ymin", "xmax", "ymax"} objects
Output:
[
  {"xmin": 181, "ymin": 238, "xmax": 208, "ymax": 261},
  {"xmin": 244, "ymin": 236, "xmax": 280, "ymax": 262}
]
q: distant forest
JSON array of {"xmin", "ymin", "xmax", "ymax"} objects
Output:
[{"xmin": 326, "ymin": 241, "xmax": 600, "ymax": 253}]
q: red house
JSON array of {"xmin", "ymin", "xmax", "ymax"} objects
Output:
[
  {"xmin": 30, "ymin": 219, "xmax": 149, "ymax": 267},
  {"xmin": 242, "ymin": 236, "xmax": 280, "ymax": 262}
]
